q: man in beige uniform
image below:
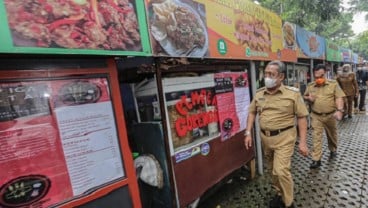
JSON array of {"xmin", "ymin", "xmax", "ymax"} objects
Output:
[
  {"xmin": 244, "ymin": 61, "xmax": 309, "ymax": 208},
  {"xmin": 336, "ymin": 64, "xmax": 359, "ymax": 118},
  {"xmin": 304, "ymin": 64, "xmax": 345, "ymax": 169}
]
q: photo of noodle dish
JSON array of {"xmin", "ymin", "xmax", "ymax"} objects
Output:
[
  {"xmin": 149, "ymin": 0, "xmax": 208, "ymax": 57},
  {"xmin": 4, "ymin": 0, "xmax": 142, "ymax": 51}
]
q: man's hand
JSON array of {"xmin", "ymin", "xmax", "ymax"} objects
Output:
[
  {"xmin": 304, "ymin": 94, "xmax": 317, "ymax": 103},
  {"xmin": 298, "ymin": 141, "xmax": 309, "ymax": 157},
  {"xmin": 333, "ymin": 111, "xmax": 343, "ymax": 120},
  {"xmin": 244, "ymin": 135, "xmax": 252, "ymax": 150}
]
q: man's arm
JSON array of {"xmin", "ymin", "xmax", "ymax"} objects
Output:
[
  {"xmin": 335, "ymin": 97, "xmax": 344, "ymax": 110},
  {"xmin": 333, "ymin": 97, "xmax": 345, "ymax": 120},
  {"xmin": 297, "ymin": 116, "xmax": 308, "ymax": 157},
  {"xmin": 244, "ymin": 111, "xmax": 256, "ymax": 150}
]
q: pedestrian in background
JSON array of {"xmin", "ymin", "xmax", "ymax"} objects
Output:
[
  {"xmin": 304, "ymin": 64, "xmax": 345, "ymax": 169},
  {"xmin": 354, "ymin": 66, "xmax": 368, "ymax": 112},
  {"xmin": 337, "ymin": 64, "xmax": 359, "ymax": 118},
  {"xmin": 244, "ymin": 60, "xmax": 309, "ymax": 208}
]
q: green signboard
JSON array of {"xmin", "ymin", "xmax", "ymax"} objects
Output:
[
  {"xmin": 326, "ymin": 40, "xmax": 342, "ymax": 62},
  {"xmin": 0, "ymin": 0, "xmax": 151, "ymax": 56}
]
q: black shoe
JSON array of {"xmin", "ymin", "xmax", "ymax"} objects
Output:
[
  {"xmin": 285, "ymin": 203, "xmax": 295, "ymax": 208},
  {"xmin": 269, "ymin": 195, "xmax": 282, "ymax": 208},
  {"xmin": 348, "ymin": 115, "xmax": 352, "ymax": 118},
  {"xmin": 310, "ymin": 160, "xmax": 321, "ymax": 169},
  {"xmin": 330, "ymin": 151, "xmax": 337, "ymax": 159},
  {"xmin": 279, "ymin": 201, "xmax": 295, "ymax": 208}
]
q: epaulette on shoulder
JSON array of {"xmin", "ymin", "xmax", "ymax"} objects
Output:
[
  {"xmin": 327, "ymin": 79, "xmax": 337, "ymax": 83},
  {"xmin": 307, "ymin": 82, "xmax": 315, "ymax": 86},
  {"xmin": 285, "ymin": 86, "xmax": 299, "ymax": 92},
  {"xmin": 256, "ymin": 87, "xmax": 266, "ymax": 92}
]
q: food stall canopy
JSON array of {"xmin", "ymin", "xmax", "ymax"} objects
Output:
[
  {"xmin": 296, "ymin": 25, "xmax": 326, "ymax": 60},
  {"xmin": 326, "ymin": 40, "xmax": 342, "ymax": 62},
  {"xmin": 145, "ymin": 0, "xmax": 283, "ymax": 61},
  {"xmin": 0, "ymin": 0, "xmax": 151, "ymax": 56}
]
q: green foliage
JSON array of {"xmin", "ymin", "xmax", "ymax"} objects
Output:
[
  {"xmin": 349, "ymin": 0, "xmax": 368, "ymax": 17},
  {"xmin": 256, "ymin": 0, "xmax": 342, "ymax": 33},
  {"xmin": 351, "ymin": 31, "xmax": 368, "ymax": 59}
]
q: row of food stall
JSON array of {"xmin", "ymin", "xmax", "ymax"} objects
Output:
[{"xmin": 0, "ymin": 0, "xmax": 365, "ymax": 208}]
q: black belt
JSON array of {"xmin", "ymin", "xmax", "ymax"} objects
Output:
[
  {"xmin": 312, "ymin": 110, "xmax": 335, "ymax": 116},
  {"xmin": 261, "ymin": 125, "xmax": 294, "ymax": 137}
]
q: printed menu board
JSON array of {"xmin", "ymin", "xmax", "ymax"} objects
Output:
[
  {"xmin": 214, "ymin": 72, "xmax": 250, "ymax": 141},
  {"xmin": 0, "ymin": 78, "xmax": 125, "ymax": 207},
  {"xmin": 0, "ymin": 0, "xmax": 151, "ymax": 56},
  {"xmin": 145, "ymin": 0, "xmax": 283, "ymax": 60}
]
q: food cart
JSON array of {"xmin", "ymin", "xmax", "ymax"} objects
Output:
[{"xmin": 122, "ymin": 0, "xmax": 292, "ymax": 207}]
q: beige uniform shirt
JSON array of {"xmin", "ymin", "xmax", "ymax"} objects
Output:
[
  {"xmin": 248, "ymin": 84, "xmax": 309, "ymax": 131},
  {"xmin": 337, "ymin": 73, "xmax": 359, "ymax": 96},
  {"xmin": 304, "ymin": 80, "xmax": 345, "ymax": 113}
]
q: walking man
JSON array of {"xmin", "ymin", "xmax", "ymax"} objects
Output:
[
  {"xmin": 244, "ymin": 60, "xmax": 309, "ymax": 208},
  {"xmin": 304, "ymin": 64, "xmax": 345, "ymax": 169},
  {"xmin": 355, "ymin": 66, "xmax": 368, "ymax": 112},
  {"xmin": 336, "ymin": 64, "xmax": 359, "ymax": 118}
]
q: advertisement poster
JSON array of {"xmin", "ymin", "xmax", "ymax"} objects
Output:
[
  {"xmin": 202, "ymin": 0, "xmax": 283, "ymax": 60},
  {"xmin": 326, "ymin": 40, "xmax": 342, "ymax": 62},
  {"xmin": 0, "ymin": 0, "xmax": 151, "ymax": 56},
  {"xmin": 146, "ymin": 0, "xmax": 283, "ymax": 60},
  {"xmin": 281, "ymin": 22, "xmax": 297, "ymax": 62},
  {"xmin": 165, "ymin": 87, "xmax": 219, "ymax": 152},
  {"xmin": 296, "ymin": 25, "xmax": 326, "ymax": 59},
  {"xmin": 0, "ymin": 78, "xmax": 125, "ymax": 207},
  {"xmin": 163, "ymin": 75, "xmax": 220, "ymax": 159},
  {"xmin": 0, "ymin": 82, "xmax": 72, "ymax": 207},
  {"xmin": 341, "ymin": 48, "xmax": 352, "ymax": 63},
  {"xmin": 214, "ymin": 72, "xmax": 250, "ymax": 141},
  {"xmin": 352, "ymin": 53, "xmax": 359, "ymax": 64}
]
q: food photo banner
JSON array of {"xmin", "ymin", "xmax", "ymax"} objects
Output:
[
  {"xmin": 352, "ymin": 53, "xmax": 359, "ymax": 64},
  {"xmin": 281, "ymin": 21, "xmax": 297, "ymax": 62},
  {"xmin": 0, "ymin": 0, "xmax": 151, "ymax": 56},
  {"xmin": 296, "ymin": 25, "xmax": 326, "ymax": 59},
  {"xmin": 341, "ymin": 47, "xmax": 352, "ymax": 63},
  {"xmin": 146, "ymin": 0, "xmax": 283, "ymax": 60},
  {"xmin": 326, "ymin": 40, "xmax": 342, "ymax": 62}
]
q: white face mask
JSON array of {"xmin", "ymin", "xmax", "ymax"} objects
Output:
[{"xmin": 265, "ymin": 77, "xmax": 277, "ymax": 88}]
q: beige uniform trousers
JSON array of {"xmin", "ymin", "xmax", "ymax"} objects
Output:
[
  {"xmin": 345, "ymin": 95, "xmax": 355, "ymax": 116},
  {"xmin": 311, "ymin": 113, "xmax": 338, "ymax": 161},
  {"xmin": 261, "ymin": 127, "xmax": 296, "ymax": 206}
]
